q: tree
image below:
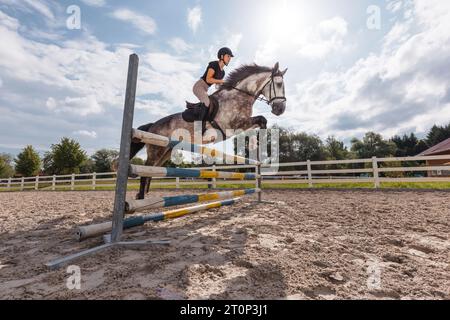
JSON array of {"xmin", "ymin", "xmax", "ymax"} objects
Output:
[
  {"xmin": 15, "ymin": 145, "xmax": 41, "ymax": 177},
  {"xmin": 80, "ymin": 158, "xmax": 95, "ymax": 174},
  {"xmin": 351, "ymin": 132, "xmax": 396, "ymax": 159},
  {"xmin": 325, "ymin": 136, "xmax": 349, "ymax": 160},
  {"xmin": 391, "ymin": 133, "xmax": 422, "ymax": 157},
  {"xmin": 91, "ymin": 149, "xmax": 120, "ymax": 173},
  {"xmin": 290, "ymin": 132, "xmax": 326, "ymax": 161},
  {"xmin": 389, "ymin": 133, "xmax": 429, "ymax": 173},
  {"xmin": 426, "ymin": 123, "xmax": 450, "ymax": 147},
  {"xmin": 0, "ymin": 153, "xmax": 15, "ymax": 178},
  {"xmin": 44, "ymin": 137, "xmax": 87, "ymax": 175},
  {"xmin": 414, "ymin": 140, "xmax": 429, "ymax": 155},
  {"xmin": 130, "ymin": 157, "xmax": 145, "ymax": 166},
  {"xmin": 390, "ymin": 133, "xmax": 430, "ymax": 157},
  {"xmin": 42, "ymin": 151, "xmax": 56, "ymax": 175},
  {"xmin": 272, "ymin": 127, "xmax": 326, "ymax": 162}
]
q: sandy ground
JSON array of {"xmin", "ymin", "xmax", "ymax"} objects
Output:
[{"xmin": 0, "ymin": 189, "xmax": 449, "ymax": 300}]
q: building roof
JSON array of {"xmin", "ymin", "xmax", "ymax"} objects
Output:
[{"xmin": 419, "ymin": 138, "xmax": 450, "ymax": 156}]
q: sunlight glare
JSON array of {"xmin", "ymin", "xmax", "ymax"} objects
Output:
[{"xmin": 267, "ymin": 0, "xmax": 310, "ymax": 41}]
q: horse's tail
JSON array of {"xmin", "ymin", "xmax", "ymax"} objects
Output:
[{"xmin": 130, "ymin": 122, "xmax": 154, "ymax": 160}]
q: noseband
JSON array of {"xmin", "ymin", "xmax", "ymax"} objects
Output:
[{"xmin": 258, "ymin": 73, "xmax": 287, "ymax": 105}]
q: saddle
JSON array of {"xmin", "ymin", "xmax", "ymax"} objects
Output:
[{"xmin": 182, "ymin": 96, "xmax": 225, "ymax": 137}]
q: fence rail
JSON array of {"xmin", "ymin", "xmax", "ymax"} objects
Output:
[{"xmin": 1, "ymin": 155, "xmax": 449, "ymax": 191}]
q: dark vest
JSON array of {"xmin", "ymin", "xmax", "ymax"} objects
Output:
[{"xmin": 201, "ymin": 61, "xmax": 225, "ymax": 87}]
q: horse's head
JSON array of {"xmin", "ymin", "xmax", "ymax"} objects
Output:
[
  {"xmin": 260, "ymin": 62, "xmax": 287, "ymax": 116},
  {"xmin": 219, "ymin": 62, "xmax": 287, "ymax": 116}
]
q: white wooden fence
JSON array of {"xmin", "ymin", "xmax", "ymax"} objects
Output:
[{"xmin": 1, "ymin": 155, "xmax": 449, "ymax": 191}]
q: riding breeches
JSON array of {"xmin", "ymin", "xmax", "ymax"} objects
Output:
[{"xmin": 193, "ymin": 79, "xmax": 210, "ymax": 107}]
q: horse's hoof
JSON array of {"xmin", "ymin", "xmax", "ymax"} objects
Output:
[{"xmin": 135, "ymin": 193, "xmax": 143, "ymax": 200}]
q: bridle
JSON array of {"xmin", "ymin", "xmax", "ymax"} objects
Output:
[{"xmin": 228, "ymin": 72, "xmax": 287, "ymax": 105}]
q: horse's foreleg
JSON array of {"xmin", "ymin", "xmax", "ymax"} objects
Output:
[
  {"xmin": 233, "ymin": 116, "xmax": 268, "ymax": 134},
  {"xmin": 251, "ymin": 116, "xmax": 267, "ymax": 130},
  {"xmin": 141, "ymin": 147, "xmax": 173, "ymax": 197}
]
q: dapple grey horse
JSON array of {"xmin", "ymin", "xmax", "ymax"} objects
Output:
[{"xmin": 129, "ymin": 62, "xmax": 287, "ymax": 199}]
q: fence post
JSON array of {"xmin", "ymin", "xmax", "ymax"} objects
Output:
[
  {"xmin": 307, "ymin": 160, "xmax": 313, "ymax": 188},
  {"xmin": 372, "ymin": 156, "xmax": 380, "ymax": 188},
  {"xmin": 92, "ymin": 172, "xmax": 96, "ymax": 191},
  {"xmin": 176, "ymin": 177, "xmax": 180, "ymax": 189},
  {"xmin": 71, "ymin": 173, "xmax": 75, "ymax": 191},
  {"xmin": 212, "ymin": 165, "xmax": 217, "ymax": 189},
  {"xmin": 35, "ymin": 176, "xmax": 39, "ymax": 190},
  {"xmin": 21, "ymin": 177, "xmax": 24, "ymax": 191},
  {"xmin": 256, "ymin": 164, "xmax": 262, "ymax": 202},
  {"xmin": 52, "ymin": 175, "xmax": 56, "ymax": 191},
  {"xmin": 7, "ymin": 177, "xmax": 11, "ymax": 191}
]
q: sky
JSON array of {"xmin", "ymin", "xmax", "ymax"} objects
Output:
[{"xmin": 0, "ymin": 0, "xmax": 449, "ymax": 158}]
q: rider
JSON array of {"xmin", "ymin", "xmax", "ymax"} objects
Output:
[{"xmin": 193, "ymin": 47, "xmax": 234, "ymax": 109}]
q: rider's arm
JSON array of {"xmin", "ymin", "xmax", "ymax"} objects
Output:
[{"xmin": 206, "ymin": 68, "xmax": 225, "ymax": 85}]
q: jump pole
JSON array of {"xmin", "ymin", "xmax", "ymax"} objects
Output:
[
  {"xmin": 77, "ymin": 197, "xmax": 243, "ymax": 241},
  {"xmin": 126, "ymin": 188, "xmax": 260, "ymax": 213},
  {"xmin": 129, "ymin": 165, "xmax": 258, "ymax": 180},
  {"xmin": 132, "ymin": 129, "xmax": 259, "ymax": 165}
]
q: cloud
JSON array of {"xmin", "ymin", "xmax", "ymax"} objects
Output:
[
  {"xmin": 46, "ymin": 96, "xmax": 103, "ymax": 116},
  {"xmin": 24, "ymin": 28, "xmax": 63, "ymax": 41},
  {"xmin": 144, "ymin": 52, "xmax": 199, "ymax": 74},
  {"xmin": 21, "ymin": 0, "xmax": 54, "ymax": 20},
  {"xmin": 187, "ymin": 6, "xmax": 202, "ymax": 33},
  {"xmin": 139, "ymin": 52, "xmax": 200, "ymax": 108},
  {"xmin": 225, "ymin": 33, "xmax": 243, "ymax": 51},
  {"xmin": 255, "ymin": 16, "xmax": 349, "ymax": 64},
  {"xmin": 110, "ymin": 8, "xmax": 156, "ymax": 35},
  {"xmin": 287, "ymin": 0, "xmax": 450, "ymax": 140},
  {"xmin": 135, "ymin": 99, "xmax": 174, "ymax": 119},
  {"xmin": 114, "ymin": 43, "xmax": 141, "ymax": 49},
  {"xmin": 254, "ymin": 38, "xmax": 280, "ymax": 65},
  {"xmin": 0, "ymin": 8, "xmax": 201, "ymax": 137},
  {"xmin": 296, "ymin": 17, "xmax": 348, "ymax": 59},
  {"xmin": 73, "ymin": 130, "xmax": 98, "ymax": 138},
  {"xmin": 387, "ymin": 0, "xmax": 404, "ymax": 13},
  {"xmin": 81, "ymin": 0, "xmax": 106, "ymax": 7},
  {"xmin": 168, "ymin": 37, "xmax": 192, "ymax": 54},
  {"xmin": 0, "ymin": 9, "xmax": 20, "ymax": 29},
  {"xmin": 202, "ymin": 31, "xmax": 243, "ymax": 66},
  {"xmin": 0, "ymin": 0, "xmax": 67, "ymax": 31}
]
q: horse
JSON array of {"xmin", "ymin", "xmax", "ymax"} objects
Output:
[{"xmin": 129, "ymin": 62, "xmax": 288, "ymax": 199}]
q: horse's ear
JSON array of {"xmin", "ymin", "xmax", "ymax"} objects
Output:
[
  {"xmin": 273, "ymin": 62, "xmax": 279, "ymax": 74},
  {"xmin": 281, "ymin": 68, "xmax": 288, "ymax": 76}
]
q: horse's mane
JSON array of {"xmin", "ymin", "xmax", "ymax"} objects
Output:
[{"xmin": 220, "ymin": 64, "xmax": 273, "ymax": 91}]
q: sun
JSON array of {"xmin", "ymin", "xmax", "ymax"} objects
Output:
[{"xmin": 266, "ymin": 0, "xmax": 312, "ymax": 41}]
